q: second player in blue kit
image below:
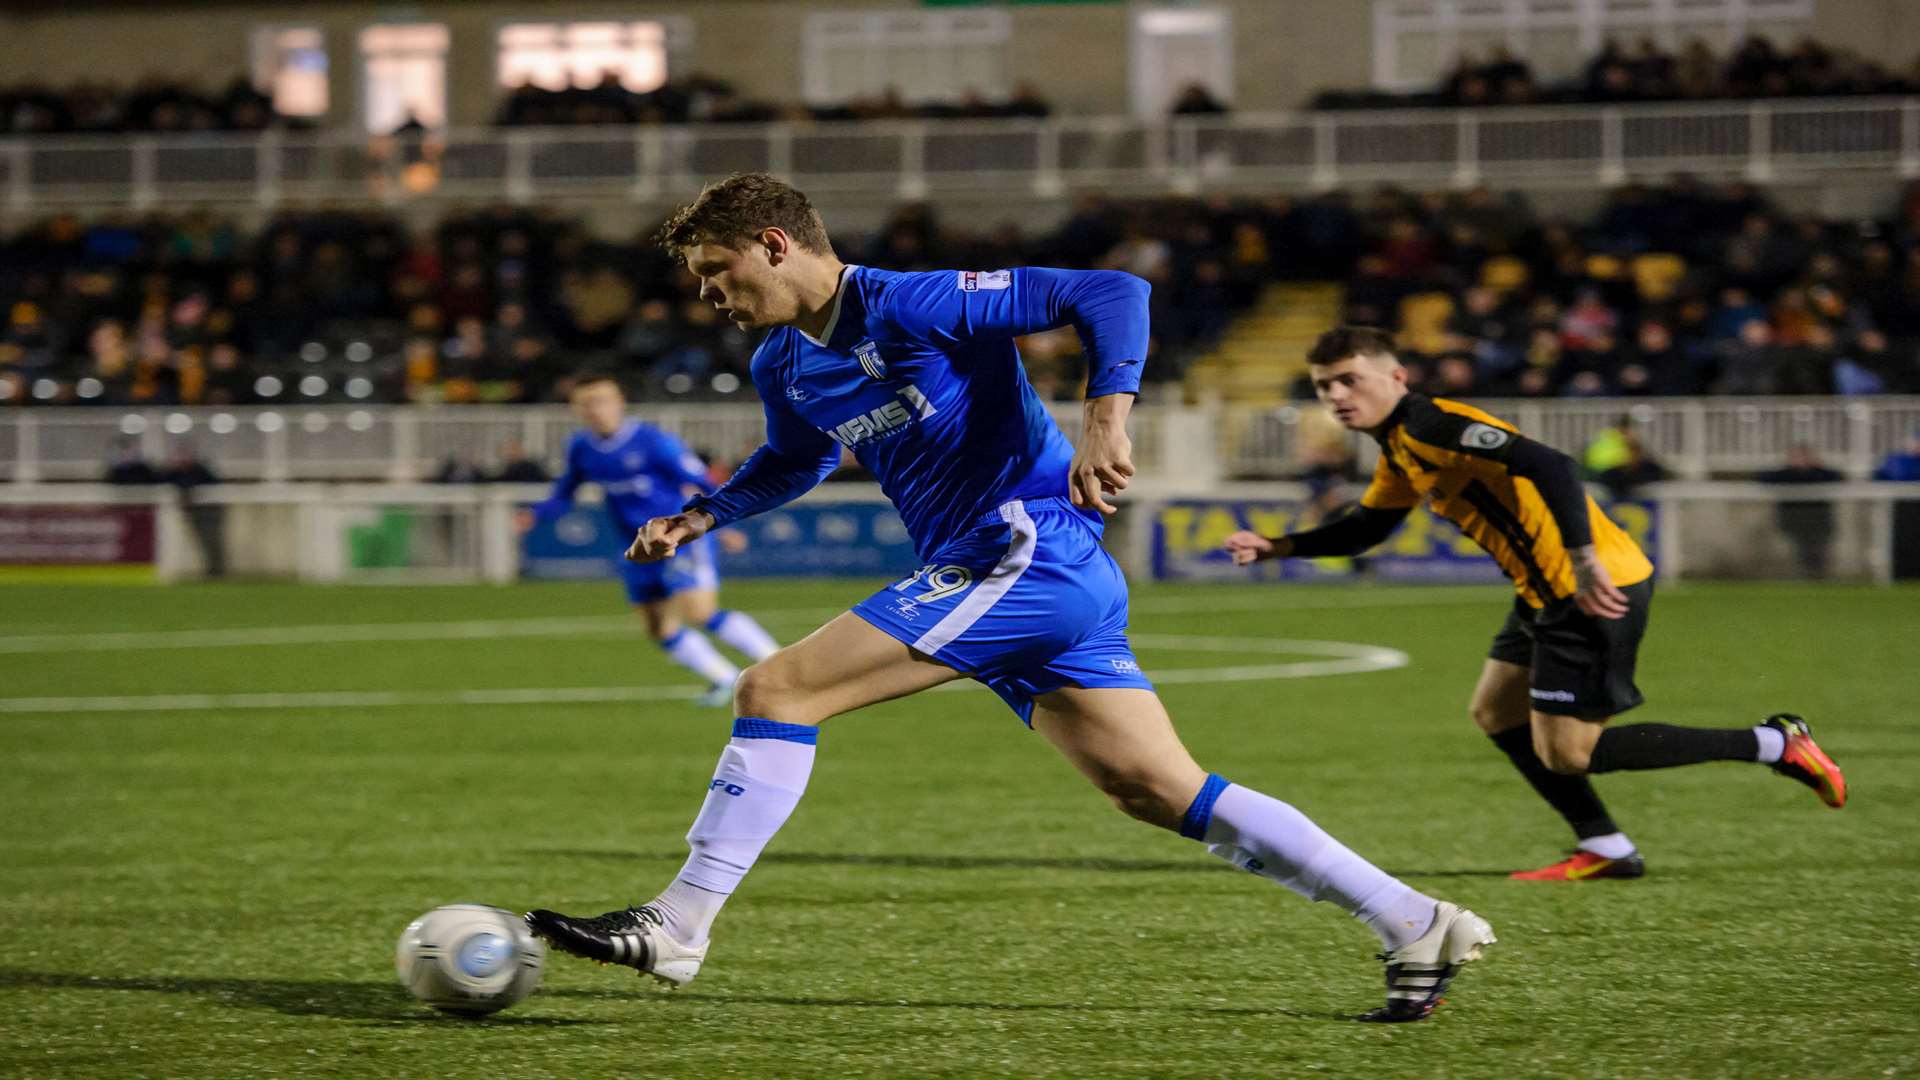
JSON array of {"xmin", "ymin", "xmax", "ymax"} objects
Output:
[{"xmin": 524, "ymin": 374, "xmax": 780, "ymax": 706}]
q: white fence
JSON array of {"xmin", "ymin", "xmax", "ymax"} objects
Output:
[
  {"xmin": 3, "ymin": 96, "xmax": 1918, "ymax": 210},
  {"xmin": 5, "ymin": 396, "xmax": 1917, "ymax": 485}
]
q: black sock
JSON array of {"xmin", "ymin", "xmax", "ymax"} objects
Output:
[
  {"xmin": 1587, "ymin": 724, "xmax": 1760, "ymax": 774},
  {"xmin": 1490, "ymin": 726, "xmax": 1619, "ymax": 840}
]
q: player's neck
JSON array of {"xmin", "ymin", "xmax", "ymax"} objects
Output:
[
  {"xmin": 786, "ymin": 258, "xmax": 849, "ymax": 341},
  {"xmin": 1364, "ymin": 390, "xmax": 1412, "ymax": 435}
]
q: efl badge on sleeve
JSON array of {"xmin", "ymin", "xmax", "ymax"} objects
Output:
[{"xmin": 956, "ymin": 270, "xmax": 1012, "ymax": 292}]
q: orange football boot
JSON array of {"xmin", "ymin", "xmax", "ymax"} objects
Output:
[
  {"xmin": 1765, "ymin": 714, "xmax": 1846, "ymax": 808},
  {"xmin": 1509, "ymin": 849, "xmax": 1646, "ymax": 881}
]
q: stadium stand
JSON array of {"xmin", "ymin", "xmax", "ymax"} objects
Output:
[
  {"xmin": 2, "ymin": 178, "xmax": 1915, "ymax": 410},
  {"xmin": 1315, "ymin": 35, "xmax": 1920, "ymax": 108}
]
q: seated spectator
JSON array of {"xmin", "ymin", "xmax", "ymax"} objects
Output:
[
  {"xmin": 1872, "ymin": 431, "xmax": 1920, "ymax": 481},
  {"xmin": 432, "ymin": 451, "xmax": 486, "ymax": 484},
  {"xmin": 1169, "ymin": 82, "xmax": 1228, "ymax": 116},
  {"xmin": 1759, "ymin": 445, "xmax": 1845, "ymax": 578},
  {"xmin": 492, "ymin": 439, "xmax": 552, "ymax": 483},
  {"xmin": 104, "ymin": 436, "xmax": 160, "ymax": 484}
]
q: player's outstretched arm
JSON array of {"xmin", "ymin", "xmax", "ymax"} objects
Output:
[
  {"xmin": 517, "ymin": 444, "xmax": 586, "ymax": 534},
  {"xmin": 1225, "ymin": 504, "xmax": 1408, "ymax": 565}
]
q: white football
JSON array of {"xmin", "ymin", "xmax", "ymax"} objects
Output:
[{"xmin": 395, "ymin": 904, "xmax": 546, "ymax": 1015}]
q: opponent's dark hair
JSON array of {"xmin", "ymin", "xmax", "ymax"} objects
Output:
[
  {"xmin": 1307, "ymin": 325, "xmax": 1400, "ymax": 367},
  {"xmin": 654, "ymin": 172, "xmax": 831, "ymax": 262}
]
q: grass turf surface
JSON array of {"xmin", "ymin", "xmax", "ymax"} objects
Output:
[{"xmin": 0, "ymin": 579, "xmax": 1914, "ymax": 1079}]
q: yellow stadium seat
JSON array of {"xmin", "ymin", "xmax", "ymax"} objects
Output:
[
  {"xmin": 1479, "ymin": 256, "xmax": 1529, "ymax": 292},
  {"xmin": 1398, "ymin": 292, "xmax": 1456, "ymax": 354},
  {"xmin": 1632, "ymin": 253, "xmax": 1686, "ymax": 302}
]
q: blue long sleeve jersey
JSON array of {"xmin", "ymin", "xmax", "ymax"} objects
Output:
[
  {"xmin": 532, "ymin": 420, "xmax": 714, "ymax": 534},
  {"xmin": 685, "ymin": 265, "xmax": 1149, "ymax": 558}
]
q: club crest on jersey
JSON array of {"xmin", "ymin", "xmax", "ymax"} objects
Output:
[
  {"xmin": 854, "ymin": 340, "xmax": 887, "ymax": 381},
  {"xmin": 785, "ymin": 384, "xmax": 809, "ymax": 402},
  {"xmin": 957, "ymin": 270, "xmax": 1012, "ymax": 292}
]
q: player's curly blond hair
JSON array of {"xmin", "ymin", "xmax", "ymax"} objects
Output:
[{"xmin": 654, "ymin": 172, "xmax": 831, "ymax": 262}]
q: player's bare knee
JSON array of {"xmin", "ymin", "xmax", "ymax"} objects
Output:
[
  {"xmin": 638, "ymin": 606, "xmax": 679, "ymax": 641},
  {"xmin": 1532, "ymin": 725, "xmax": 1593, "ymax": 774},
  {"xmin": 1091, "ymin": 774, "xmax": 1182, "ymax": 829},
  {"xmin": 1469, "ymin": 698, "xmax": 1517, "ymax": 734},
  {"xmin": 732, "ymin": 658, "xmax": 817, "ymax": 725}
]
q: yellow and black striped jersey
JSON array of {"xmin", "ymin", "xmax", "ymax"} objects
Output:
[{"xmin": 1361, "ymin": 394, "xmax": 1653, "ymax": 608}]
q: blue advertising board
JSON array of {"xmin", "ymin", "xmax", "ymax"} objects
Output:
[
  {"xmin": 521, "ymin": 500, "xmax": 923, "ymax": 582},
  {"xmin": 1151, "ymin": 499, "xmax": 1657, "ymax": 583}
]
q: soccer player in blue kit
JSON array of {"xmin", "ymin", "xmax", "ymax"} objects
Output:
[
  {"xmin": 526, "ymin": 174, "xmax": 1496, "ymax": 1022},
  {"xmin": 523, "ymin": 373, "xmax": 779, "ymax": 706}
]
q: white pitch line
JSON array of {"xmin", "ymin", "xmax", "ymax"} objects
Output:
[
  {"xmin": 0, "ymin": 589, "xmax": 1496, "ymax": 655},
  {"xmin": 0, "ymin": 634, "xmax": 1406, "ymax": 715}
]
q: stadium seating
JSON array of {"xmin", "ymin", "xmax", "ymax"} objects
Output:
[{"xmin": 2, "ymin": 177, "xmax": 1916, "ymax": 410}]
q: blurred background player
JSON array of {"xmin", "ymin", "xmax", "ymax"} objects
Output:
[
  {"xmin": 1225, "ymin": 326, "xmax": 1847, "ymax": 881},
  {"xmin": 526, "ymin": 174, "xmax": 1494, "ymax": 1023},
  {"xmin": 520, "ymin": 372, "xmax": 778, "ymax": 706}
]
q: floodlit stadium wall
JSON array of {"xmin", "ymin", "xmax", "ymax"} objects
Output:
[{"xmin": 4, "ymin": 0, "xmax": 1910, "ymax": 127}]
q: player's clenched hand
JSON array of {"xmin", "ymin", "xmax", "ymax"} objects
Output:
[
  {"xmin": 626, "ymin": 510, "xmax": 714, "ymax": 563},
  {"xmin": 1570, "ymin": 545, "xmax": 1630, "ymax": 619},
  {"xmin": 1223, "ymin": 530, "xmax": 1280, "ymax": 565},
  {"xmin": 1072, "ymin": 396, "xmax": 1135, "ymax": 515}
]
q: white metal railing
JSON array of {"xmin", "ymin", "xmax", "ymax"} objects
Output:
[
  {"xmin": 2, "ymin": 96, "xmax": 1916, "ymax": 210},
  {"xmin": 5, "ymin": 396, "xmax": 1917, "ymax": 485}
]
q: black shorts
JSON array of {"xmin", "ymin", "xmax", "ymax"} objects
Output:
[{"xmin": 1487, "ymin": 578, "xmax": 1653, "ymax": 720}]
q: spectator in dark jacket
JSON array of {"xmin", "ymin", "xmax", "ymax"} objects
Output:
[{"xmin": 1758, "ymin": 445, "xmax": 1845, "ymax": 578}]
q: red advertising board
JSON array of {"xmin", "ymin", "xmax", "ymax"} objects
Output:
[{"xmin": 0, "ymin": 505, "xmax": 157, "ymax": 564}]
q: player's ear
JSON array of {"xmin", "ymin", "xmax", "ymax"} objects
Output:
[{"xmin": 759, "ymin": 227, "xmax": 789, "ymax": 266}]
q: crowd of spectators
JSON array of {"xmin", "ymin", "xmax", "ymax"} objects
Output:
[
  {"xmin": 0, "ymin": 78, "xmax": 300, "ymax": 136},
  {"xmin": 0, "ymin": 194, "xmax": 1260, "ymax": 409},
  {"xmin": 1315, "ymin": 36, "xmax": 1920, "ymax": 109},
  {"xmin": 1319, "ymin": 176, "xmax": 1920, "ymax": 399},
  {"xmin": 3, "ymin": 177, "xmax": 1918, "ymax": 411},
  {"xmin": 495, "ymin": 73, "xmax": 1055, "ymax": 128}
]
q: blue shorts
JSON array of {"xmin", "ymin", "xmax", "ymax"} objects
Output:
[
  {"xmin": 852, "ymin": 496, "xmax": 1154, "ymax": 724},
  {"xmin": 621, "ymin": 534, "xmax": 720, "ymax": 605}
]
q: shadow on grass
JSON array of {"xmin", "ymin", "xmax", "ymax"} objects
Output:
[
  {"xmin": 0, "ymin": 970, "xmax": 614, "ymax": 1026},
  {"xmin": 0, "ymin": 968, "xmax": 1358, "ymax": 1025},
  {"xmin": 540, "ymin": 849, "xmax": 1515, "ymax": 879},
  {"xmin": 666, "ymin": 990, "xmax": 1352, "ymax": 1023}
]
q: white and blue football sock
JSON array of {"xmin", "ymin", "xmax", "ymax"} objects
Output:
[
  {"xmin": 659, "ymin": 627, "xmax": 740, "ymax": 688},
  {"xmin": 705, "ymin": 609, "xmax": 780, "ymax": 662},
  {"xmin": 1183, "ymin": 774, "xmax": 1437, "ymax": 950},
  {"xmin": 663, "ymin": 718, "xmax": 818, "ymax": 944}
]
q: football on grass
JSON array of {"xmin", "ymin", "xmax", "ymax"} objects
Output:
[{"xmin": 395, "ymin": 904, "xmax": 546, "ymax": 1016}]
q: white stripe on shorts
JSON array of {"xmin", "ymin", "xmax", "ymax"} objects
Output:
[
  {"xmin": 910, "ymin": 500, "xmax": 1037, "ymax": 656},
  {"xmin": 687, "ymin": 535, "xmax": 719, "ymax": 591}
]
